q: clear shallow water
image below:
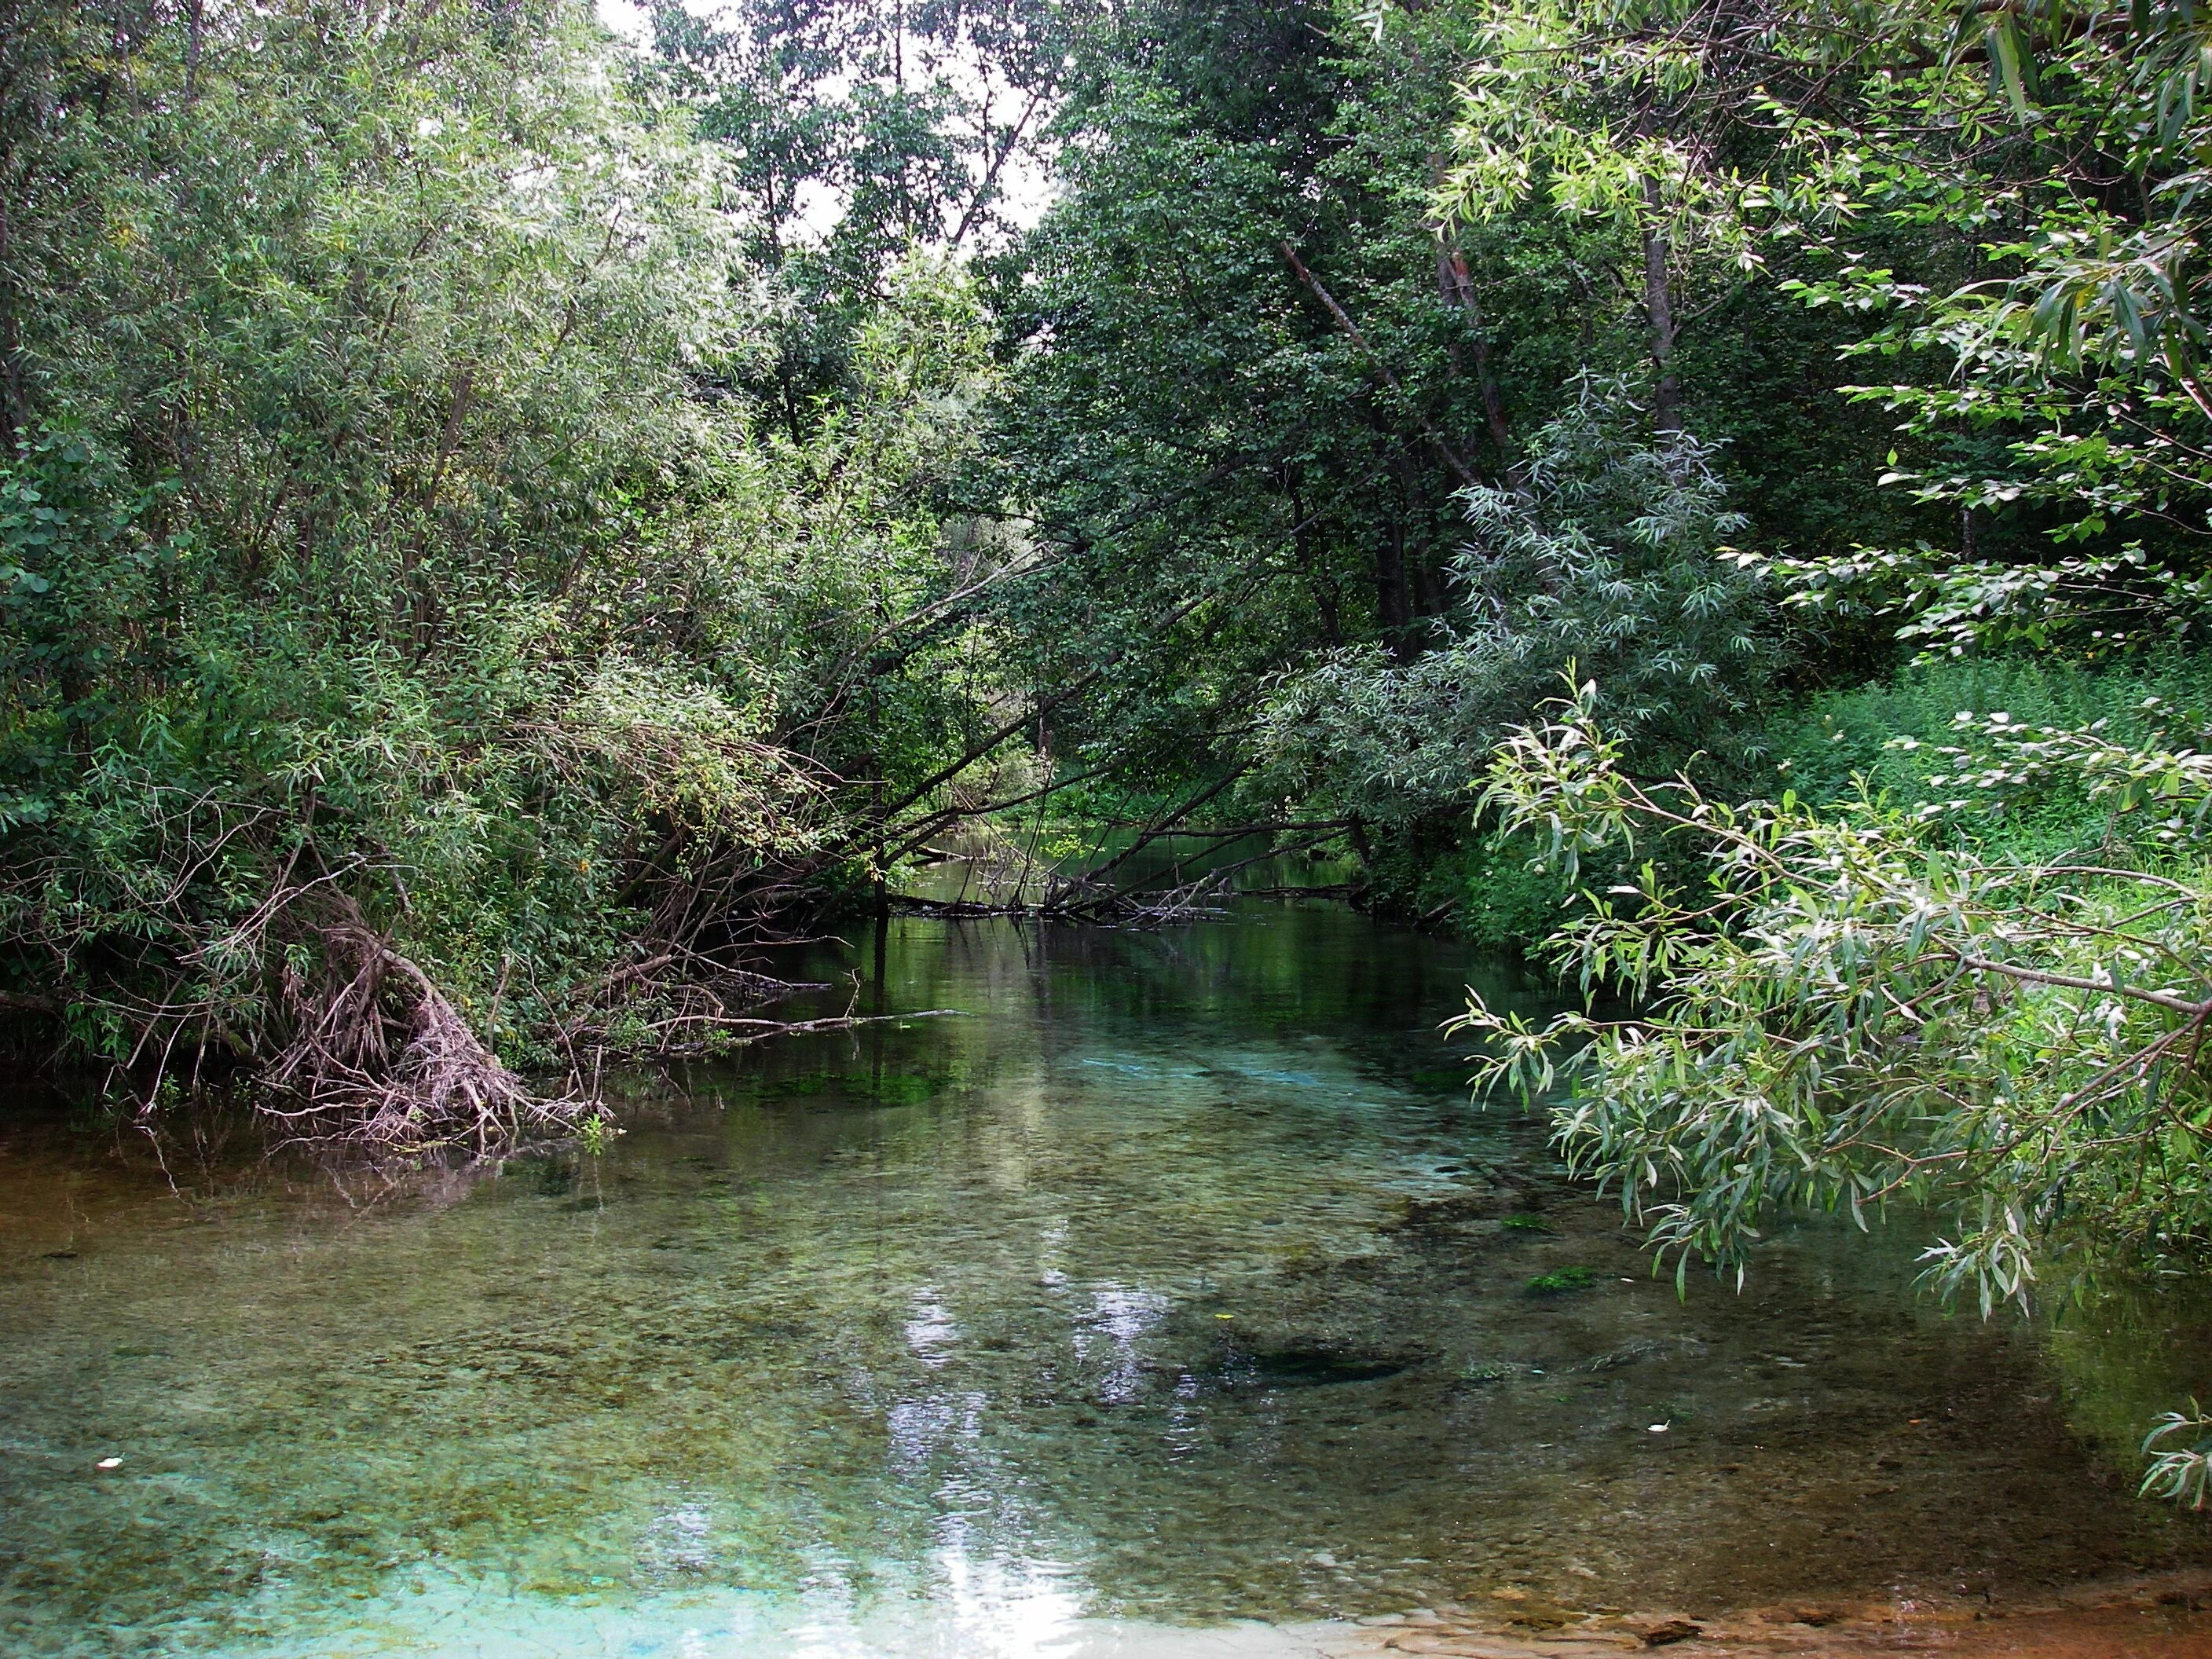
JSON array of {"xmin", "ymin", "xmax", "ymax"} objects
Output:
[{"xmin": 2, "ymin": 903, "xmax": 2210, "ymax": 1657}]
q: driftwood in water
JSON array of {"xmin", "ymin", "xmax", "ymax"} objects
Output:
[
  {"xmin": 892, "ymin": 878, "xmax": 1227, "ymax": 927},
  {"xmin": 605, "ymin": 1009, "xmax": 964, "ymax": 1060},
  {"xmin": 892, "ymin": 894, "xmax": 1208, "ymax": 924}
]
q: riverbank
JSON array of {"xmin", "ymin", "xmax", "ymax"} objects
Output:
[
  {"xmin": 728, "ymin": 1572, "xmax": 2212, "ymax": 1658},
  {"xmin": 1167, "ymin": 1570, "xmax": 2212, "ymax": 1658}
]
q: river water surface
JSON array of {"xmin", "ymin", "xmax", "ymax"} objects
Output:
[{"xmin": 3, "ymin": 903, "xmax": 2210, "ymax": 1657}]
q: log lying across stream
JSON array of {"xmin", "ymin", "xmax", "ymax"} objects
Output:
[
  {"xmin": 889, "ymin": 883, "xmax": 1357, "ymax": 925},
  {"xmin": 892, "ymin": 816, "xmax": 1357, "ymax": 928}
]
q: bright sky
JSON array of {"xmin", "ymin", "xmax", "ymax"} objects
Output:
[
  {"xmin": 592, "ymin": 0, "xmax": 1057, "ymax": 240},
  {"xmin": 597, "ymin": 0, "xmax": 652, "ymax": 46}
]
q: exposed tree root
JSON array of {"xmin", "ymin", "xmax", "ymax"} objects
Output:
[
  {"xmin": 266, "ymin": 923, "xmax": 588, "ymax": 1152},
  {"xmin": 0, "ymin": 767, "xmax": 965, "ymax": 1154}
]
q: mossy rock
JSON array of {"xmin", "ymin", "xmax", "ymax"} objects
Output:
[{"xmin": 1525, "ymin": 1265, "xmax": 1596, "ymax": 1295}]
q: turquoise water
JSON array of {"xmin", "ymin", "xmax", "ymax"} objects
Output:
[{"xmin": 2, "ymin": 904, "xmax": 2208, "ymax": 1657}]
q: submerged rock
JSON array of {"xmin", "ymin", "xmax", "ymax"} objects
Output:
[
  {"xmin": 1569, "ymin": 1337, "xmax": 1710, "ymax": 1373},
  {"xmin": 1185, "ymin": 1343, "xmax": 1430, "ymax": 1391}
]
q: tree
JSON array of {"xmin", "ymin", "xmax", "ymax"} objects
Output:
[
  {"xmin": 0, "ymin": 0, "xmax": 1020, "ymax": 1137},
  {"xmin": 643, "ymin": 0, "xmax": 1079, "ymax": 437},
  {"xmin": 1258, "ymin": 382, "xmax": 1771, "ymax": 830}
]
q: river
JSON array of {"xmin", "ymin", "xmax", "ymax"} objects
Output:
[{"xmin": 2, "ymin": 901, "xmax": 2209, "ymax": 1657}]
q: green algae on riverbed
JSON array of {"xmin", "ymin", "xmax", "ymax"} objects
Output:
[{"xmin": 2, "ymin": 904, "xmax": 2209, "ymax": 1657}]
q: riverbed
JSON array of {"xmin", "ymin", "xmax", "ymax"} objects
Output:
[{"xmin": 2, "ymin": 903, "xmax": 2208, "ymax": 1657}]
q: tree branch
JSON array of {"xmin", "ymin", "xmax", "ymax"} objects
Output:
[{"xmin": 1280, "ymin": 241, "xmax": 1483, "ymax": 490}]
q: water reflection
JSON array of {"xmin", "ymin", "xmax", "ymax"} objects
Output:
[{"xmin": 0, "ymin": 903, "xmax": 2208, "ymax": 1657}]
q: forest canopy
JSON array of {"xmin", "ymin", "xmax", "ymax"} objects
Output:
[{"xmin": 11, "ymin": 0, "xmax": 2212, "ymax": 1495}]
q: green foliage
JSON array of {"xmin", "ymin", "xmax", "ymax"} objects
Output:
[
  {"xmin": 576, "ymin": 1109, "xmax": 622, "ymax": 1156},
  {"xmin": 0, "ymin": 0, "xmax": 1024, "ymax": 1112},
  {"xmin": 1763, "ymin": 655, "xmax": 2212, "ymax": 855},
  {"xmin": 1736, "ymin": 0, "xmax": 2212, "ymax": 654},
  {"xmin": 1439, "ymin": 0, "xmax": 1777, "ymax": 280},
  {"xmin": 1460, "ymin": 678, "xmax": 2212, "ymax": 1322},
  {"xmin": 642, "ymin": 0, "xmax": 1073, "ymax": 433},
  {"xmin": 1423, "ymin": 830, "xmax": 1582, "ymax": 948},
  {"xmin": 1258, "ymin": 384, "xmax": 1772, "ymax": 832},
  {"xmin": 2143, "ymin": 1404, "xmax": 2212, "ymax": 1508}
]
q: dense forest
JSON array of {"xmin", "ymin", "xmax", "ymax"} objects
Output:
[{"xmin": 11, "ymin": 0, "xmax": 2212, "ymax": 1500}]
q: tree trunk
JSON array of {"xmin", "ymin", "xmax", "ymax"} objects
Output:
[
  {"xmin": 1437, "ymin": 244, "xmax": 1523, "ymax": 489},
  {"xmin": 185, "ymin": 0, "xmax": 203, "ymax": 100},
  {"xmin": 1642, "ymin": 178, "xmax": 1682, "ymax": 436},
  {"xmin": 1285, "ymin": 472, "xmax": 1342, "ymax": 646},
  {"xmin": 1395, "ymin": 447, "xmax": 1446, "ymax": 623},
  {"xmin": 0, "ymin": 191, "xmax": 20, "ymax": 445},
  {"xmin": 1375, "ymin": 515, "xmax": 1412, "ymax": 660}
]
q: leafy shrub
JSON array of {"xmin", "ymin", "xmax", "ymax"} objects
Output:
[{"xmin": 1259, "ymin": 383, "xmax": 1774, "ymax": 836}]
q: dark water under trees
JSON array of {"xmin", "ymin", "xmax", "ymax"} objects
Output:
[{"xmin": 3, "ymin": 903, "xmax": 2210, "ymax": 1657}]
